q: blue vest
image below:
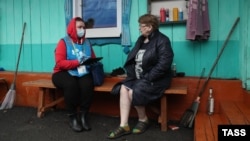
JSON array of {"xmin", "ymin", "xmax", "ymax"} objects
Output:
[{"xmin": 63, "ymin": 36, "xmax": 91, "ymax": 77}]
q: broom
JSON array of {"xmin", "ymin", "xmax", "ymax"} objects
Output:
[
  {"xmin": 178, "ymin": 17, "xmax": 240, "ymax": 128},
  {"xmin": 179, "ymin": 68, "xmax": 205, "ymax": 127},
  {"xmin": 0, "ymin": 22, "xmax": 26, "ymax": 110}
]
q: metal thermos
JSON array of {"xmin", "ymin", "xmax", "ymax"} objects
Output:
[{"xmin": 207, "ymin": 88, "xmax": 214, "ymax": 115}]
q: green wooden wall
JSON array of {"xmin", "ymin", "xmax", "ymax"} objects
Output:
[
  {"xmin": 0, "ymin": 0, "xmax": 245, "ymax": 80},
  {"xmin": 0, "ymin": 0, "xmax": 65, "ymax": 72},
  {"xmin": 239, "ymin": 0, "xmax": 250, "ymax": 90}
]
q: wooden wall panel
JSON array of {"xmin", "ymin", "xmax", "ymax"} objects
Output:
[
  {"xmin": 240, "ymin": 0, "xmax": 250, "ymax": 90},
  {"xmin": 3, "ymin": 0, "xmax": 16, "ymax": 68},
  {"xmin": 247, "ymin": 3, "xmax": 250, "ymax": 90},
  {"xmin": 0, "ymin": 0, "xmax": 246, "ymax": 82},
  {"xmin": 40, "ymin": 0, "xmax": 51, "ymax": 44},
  {"xmin": 0, "ymin": 0, "xmax": 7, "ymax": 44}
]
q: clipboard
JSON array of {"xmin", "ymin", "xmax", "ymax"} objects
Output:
[{"xmin": 81, "ymin": 57, "xmax": 103, "ymax": 65}]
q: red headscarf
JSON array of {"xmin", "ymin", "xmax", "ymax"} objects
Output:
[{"xmin": 67, "ymin": 17, "xmax": 86, "ymax": 43}]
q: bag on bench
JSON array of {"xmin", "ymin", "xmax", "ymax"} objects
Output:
[{"xmin": 90, "ymin": 62, "xmax": 105, "ymax": 86}]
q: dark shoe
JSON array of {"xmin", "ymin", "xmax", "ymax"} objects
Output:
[
  {"xmin": 132, "ymin": 120, "xmax": 149, "ymax": 134},
  {"xmin": 68, "ymin": 114, "xmax": 83, "ymax": 132},
  {"xmin": 79, "ymin": 112, "xmax": 91, "ymax": 131},
  {"xmin": 110, "ymin": 67, "xmax": 125, "ymax": 76},
  {"xmin": 107, "ymin": 125, "xmax": 131, "ymax": 139}
]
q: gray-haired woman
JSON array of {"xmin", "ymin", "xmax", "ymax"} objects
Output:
[{"xmin": 107, "ymin": 14, "xmax": 174, "ymax": 139}]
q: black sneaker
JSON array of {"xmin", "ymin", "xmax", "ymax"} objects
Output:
[{"xmin": 111, "ymin": 67, "xmax": 125, "ymax": 76}]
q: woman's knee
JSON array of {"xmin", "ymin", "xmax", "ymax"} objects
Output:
[
  {"xmin": 120, "ymin": 85, "xmax": 127, "ymax": 93},
  {"xmin": 120, "ymin": 85, "xmax": 128, "ymax": 96},
  {"xmin": 120, "ymin": 86, "xmax": 133, "ymax": 102}
]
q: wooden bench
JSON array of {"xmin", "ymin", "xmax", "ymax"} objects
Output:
[{"xmin": 23, "ymin": 77, "xmax": 187, "ymax": 131}]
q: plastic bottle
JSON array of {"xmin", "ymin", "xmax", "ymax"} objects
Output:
[
  {"xmin": 166, "ymin": 8, "xmax": 169, "ymax": 22},
  {"xmin": 160, "ymin": 8, "xmax": 166, "ymax": 23},
  {"xmin": 173, "ymin": 8, "xmax": 179, "ymax": 21},
  {"xmin": 178, "ymin": 8, "xmax": 183, "ymax": 21},
  {"xmin": 207, "ymin": 88, "xmax": 214, "ymax": 115},
  {"xmin": 172, "ymin": 63, "xmax": 177, "ymax": 77}
]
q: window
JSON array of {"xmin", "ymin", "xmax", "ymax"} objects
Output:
[{"xmin": 73, "ymin": 0, "xmax": 122, "ymax": 38}]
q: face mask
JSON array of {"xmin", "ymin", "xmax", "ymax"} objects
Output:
[{"xmin": 77, "ymin": 28, "xmax": 85, "ymax": 38}]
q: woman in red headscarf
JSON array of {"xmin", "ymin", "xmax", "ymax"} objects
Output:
[{"xmin": 52, "ymin": 17, "xmax": 96, "ymax": 132}]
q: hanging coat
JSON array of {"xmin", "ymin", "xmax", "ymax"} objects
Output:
[{"xmin": 186, "ymin": 0, "xmax": 210, "ymax": 41}]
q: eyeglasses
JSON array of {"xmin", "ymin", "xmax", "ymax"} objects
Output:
[{"xmin": 139, "ymin": 24, "xmax": 147, "ymax": 28}]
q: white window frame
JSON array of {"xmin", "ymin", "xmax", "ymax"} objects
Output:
[{"xmin": 73, "ymin": 0, "xmax": 122, "ymax": 38}]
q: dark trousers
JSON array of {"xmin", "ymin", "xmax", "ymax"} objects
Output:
[{"xmin": 52, "ymin": 71, "xmax": 94, "ymax": 114}]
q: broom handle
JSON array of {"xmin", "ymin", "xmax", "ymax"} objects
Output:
[
  {"xmin": 197, "ymin": 17, "xmax": 240, "ymax": 99},
  {"xmin": 13, "ymin": 22, "xmax": 26, "ymax": 84},
  {"xmin": 194, "ymin": 68, "xmax": 205, "ymax": 96}
]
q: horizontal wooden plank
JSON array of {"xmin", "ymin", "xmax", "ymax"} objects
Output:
[
  {"xmin": 23, "ymin": 79, "xmax": 55, "ymax": 88},
  {"xmin": 204, "ymin": 113, "xmax": 214, "ymax": 141},
  {"xmin": 234, "ymin": 102, "xmax": 250, "ymax": 124},
  {"xmin": 195, "ymin": 113, "xmax": 229, "ymax": 141},
  {"xmin": 195, "ymin": 101, "xmax": 250, "ymax": 141},
  {"xmin": 195, "ymin": 113, "xmax": 208, "ymax": 141},
  {"xmin": 165, "ymin": 86, "xmax": 187, "ymax": 95},
  {"xmin": 220, "ymin": 101, "xmax": 249, "ymax": 124},
  {"xmin": 209, "ymin": 114, "xmax": 229, "ymax": 141},
  {"xmin": 23, "ymin": 78, "xmax": 188, "ymax": 95}
]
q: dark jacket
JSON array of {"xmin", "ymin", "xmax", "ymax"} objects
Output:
[{"xmin": 123, "ymin": 29, "xmax": 174, "ymax": 105}]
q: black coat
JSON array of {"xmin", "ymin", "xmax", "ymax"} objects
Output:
[{"xmin": 123, "ymin": 29, "xmax": 174, "ymax": 105}]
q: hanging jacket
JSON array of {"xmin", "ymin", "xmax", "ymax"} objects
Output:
[{"xmin": 186, "ymin": 0, "xmax": 210, "ymax": 40}]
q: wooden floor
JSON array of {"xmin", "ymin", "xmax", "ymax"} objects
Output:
[{"xmin": 194, "ymin": 101, "xmax": 250, "ymax": 141}]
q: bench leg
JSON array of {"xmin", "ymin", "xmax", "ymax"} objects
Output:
[
  {"xmin": 37, "ymin": 88, "xmax": 64, "ymax": 118},
  {"xmin": 37, "ymin": 88, "xmax": 45, "ymax": 118},
  {"xmin": 48, "ymin": 89, "xmax": 57, "ymax": 110},
  {"xmin": 160, "ymin": 95, "xmax": 168, "ymax": 131},
  {"xmin": 0, "ymin": 78, "xmax": 8, "ymax": 90}
]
